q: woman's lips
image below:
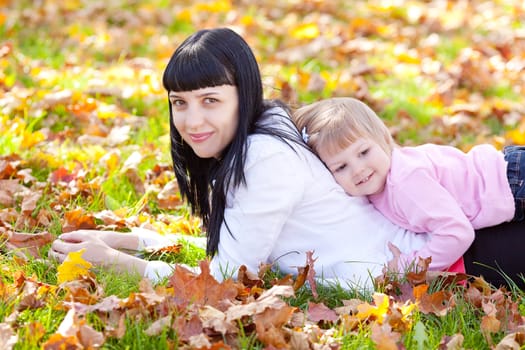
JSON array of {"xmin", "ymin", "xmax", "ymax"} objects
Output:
[{"xmin": 189, "ymin": 132, "xmax": 213, "ymax": 143}]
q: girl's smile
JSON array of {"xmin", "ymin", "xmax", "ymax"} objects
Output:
[{"xmin": 319, "ymin": 138, "xmax": 391, "ymax": 197}]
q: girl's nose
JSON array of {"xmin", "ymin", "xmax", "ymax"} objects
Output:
[{"xmin": 350, "ymin": 161, "xmax": 364, "ymax": 179}]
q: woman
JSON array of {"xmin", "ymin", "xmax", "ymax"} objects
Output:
[{"xmin": 50, "ymin": 28, "xmax": 524, "ymax": 290}]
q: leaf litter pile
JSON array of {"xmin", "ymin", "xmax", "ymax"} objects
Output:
[{"xmin": 2, "ymin": 0, "xmax": 525, "ymax": 348}]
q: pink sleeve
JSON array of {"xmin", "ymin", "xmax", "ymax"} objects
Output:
[{"xmin": 391, "ymin": 171, "xmax": 475, "ymax": 271}]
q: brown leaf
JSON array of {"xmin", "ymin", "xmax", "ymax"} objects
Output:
[
  {"xmin": 495, "ymin": 330, "xmax": 525, "ymax": 350},
  {"xmin": 370, "ymin": 322, "xmax": 401, "ymax": 350},
  {"xmin": 226, "ymin": 285, "xmax": 294, "ymax": 322},
  {"xmin": 292, "ymin": 265, "xmax": 309, "ymax": 292},
  {"xmin": 307, "ymin": 302, "xmax": 339, "ymax": 323},
  {"xmin": 305, "ymin": 251, "xmax": 318, "ymax": 298},
  {"xmin": 172, "ymin": 312, "xmax": 203, "ymax": 342},
  {"xmin": 3, "ymin": 231, "xmax": 53, "ymax": 258},
  {"xmin": 237, "ymin": 264, "xmax": 263, "ymax": 289},
  {"xmin": 438, "ymin": 333, "xmax": 464, "ymax": 350},
  {"xmin": 481, "ymin": 315, "xmax": 501, "ymax": 344},
  {"xmin": 199, "ymin": 305, "xmax": 236, "ymax": 335},
  {"xmin": 157, "ymin": 180, "xmax": 182, "ymax": 210},
  {"xmin": 254, "ymin": 306, "xmax": 296, "ymax": 348},
  {"xmin": 464, "ymin": 285, "xmax": 483, "ymax": 308},
  {"xmin": 417, "ymin": 289, "xmax": 455, "ymax": 316},
  {"xmin": 144, "ymin": 316, "xmax": 172, "ymax": 336},
  {"xmin": 406, "ymin": 256, "xmax": 432, "ymax": 285},
  {"xmin": 168, "ymin": 260, "xmax": 239, "ymax": 310}
]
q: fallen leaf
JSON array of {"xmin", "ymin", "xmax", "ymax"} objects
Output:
[{"xmin": 57, "ymin": 249, "xmax": 93, "ymax": 284}]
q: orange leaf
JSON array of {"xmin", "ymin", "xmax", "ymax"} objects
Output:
[{"xmin": 62, "ymin": 209, "xmax": 97, "ymax": 233}]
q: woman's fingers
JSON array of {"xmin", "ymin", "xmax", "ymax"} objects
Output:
[{"xmin": 58, "ymin": 230, "xmax": 95, "ymax": 243}]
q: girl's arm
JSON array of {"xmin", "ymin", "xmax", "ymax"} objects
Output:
[{"xmin": 386, "ymin": 171, "xmax": 476, "ymax": 271}]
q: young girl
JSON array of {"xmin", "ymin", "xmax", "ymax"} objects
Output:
[{"xmin": 293, "ymin": 96, "xmax": 525, "ymax": 274}]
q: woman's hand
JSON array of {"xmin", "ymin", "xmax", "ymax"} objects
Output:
[
  {"xmin": 58, "ymin": 230, "xmax": 140, "ymax": 251},
  {"xmin": 49, "ymin": 230, "xmax": 147, "ymax": 275}
]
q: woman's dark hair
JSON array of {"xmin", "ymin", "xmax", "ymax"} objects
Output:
[{"xmin": 162, "ymin": 28, "xmax": 299, "ymax": 256}]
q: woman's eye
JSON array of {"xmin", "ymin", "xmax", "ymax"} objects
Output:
[
  {"xmin": 204, "ymin": 97, "xmax": 218, "ymax": 104},
  {"xmin": 171, "ymin": 99, "xmax": 185, "ymax": 107}
]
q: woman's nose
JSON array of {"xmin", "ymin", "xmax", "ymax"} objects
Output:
[{"xmin": 185, "ymin": 105, "xmax": 205, "ymax": 129}]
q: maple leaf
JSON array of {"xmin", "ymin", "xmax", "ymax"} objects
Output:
[
  {"xmin": 57, "ymin": 249, "xmax": 93, "ymax": 284},
  {"xmin": 356, "ymin": 293, "xmax": 391, "ymax": 324},
  {"xmin": 168, "ymin": 260, "xmax": 239, "ymax": 310}
]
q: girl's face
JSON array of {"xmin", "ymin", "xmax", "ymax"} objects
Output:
[
  {"xmin": 169, "ymin": 85, "xmax": 239, "ymax": 159},
  {"xmin": 318, "ymin": 138, "xmax": 391, "ymax": 197}
]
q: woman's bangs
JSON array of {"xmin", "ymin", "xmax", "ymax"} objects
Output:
[{"xmin": 163, "ymin": 50, "xmax": 234, "ymax": 92}]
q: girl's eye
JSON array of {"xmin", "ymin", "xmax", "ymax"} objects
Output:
[
  {"xmin": 334, "ymin": 164, "xmax": 346, "ymax": 173},
  {"xmin": 359, "ymin": 148, "xmax": 369, "ymax": 157},
  {"xmin": 171, "ymin": 99, "xmax": 185, "ymax": 107}
]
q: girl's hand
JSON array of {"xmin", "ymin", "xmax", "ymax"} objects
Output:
[{"xmin": 386, "ymin": 241, "xmax": 402, "ymax": 273}]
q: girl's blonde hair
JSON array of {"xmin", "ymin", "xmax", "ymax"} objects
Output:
[{"xmin": 292, "ymin": 97, "xmax": 395, "ymax": 157}]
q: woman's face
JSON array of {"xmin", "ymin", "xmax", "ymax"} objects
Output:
[{"xmin": 169, "ymin": 85, "xmax": 239, "ymax": 159}]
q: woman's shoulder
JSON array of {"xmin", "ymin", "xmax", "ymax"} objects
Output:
[{"xmin": 246, "ymin": 132, "xmax": 298, "ymax": 166}]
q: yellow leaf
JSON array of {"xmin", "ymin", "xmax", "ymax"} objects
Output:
[
  {"xmin": 356, "ymin": 292, "xmax": 390, "ymax": 324},
  {"xmin": 21, "ymin": 130, "xmax": 46, "ymax": 149},
  {"xmin": 290, "ymin": 23, "xmax": 320, "ymax": 40},
  {"xmin": 195, "ymin": 0, "xmax": 231, "ymax": 13},
  {"xmin": 506, "ymin": 129, "xmax": 525, "ymax": 145},
  {"xmin": 176, "ymin": 8, "xmax": 192, "ymax": 22},
  {"xmin": 57, "ymin": 249, "xmax": 93, "ymax": 284},
  {"xmin": 240, "ymin": 14, "xmax": 254, "ymax": 26}
]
